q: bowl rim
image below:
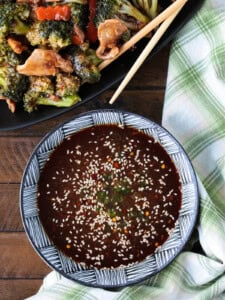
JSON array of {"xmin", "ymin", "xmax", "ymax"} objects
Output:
[{"xmin": 20, "ymin": 108, "xmax": 199, "ymax": 288}]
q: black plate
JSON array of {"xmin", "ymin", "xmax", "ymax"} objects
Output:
[{"xmin": 0, "ymin": 0, "xmax": 204, "ymax": 131}]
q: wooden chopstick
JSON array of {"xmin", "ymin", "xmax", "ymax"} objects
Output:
[
  {"xmin": 98, "ymin": 0, "xmax": 188, "ymax": 71},
  {"xmin": 108, "ymin": 1, "xmax": 187, "ymax": 105}
]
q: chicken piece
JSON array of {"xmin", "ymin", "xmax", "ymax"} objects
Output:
[
  {"xmin": 96, "ymin": 19, "xmax": 128, "ymax": 60},
  {"xmin": 73, "ymin": 24, "xmax": 85, "ymax": 45},
  {"xmin": 0, "ymin": 97, "xmax": 16, "ymax": 113},
  {"xmin": 7, "ymin": 38, "xmax": 28, "ymax": 54},
  {"xmin": 17, "ymin": 49, "xmax": 73, "ymax": 76},
  {"xmin": 6, "ymin": 99, "xmax": 16, "ymax": 113}
]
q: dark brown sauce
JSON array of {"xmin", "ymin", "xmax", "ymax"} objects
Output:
[{"xmin": 38, "ymin": 124, "xmax": 182, "ymax": 269}]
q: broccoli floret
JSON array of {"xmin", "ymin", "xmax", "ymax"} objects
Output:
[
  {"xmin": 68, "ymin": 3, "xmax": 89, "ymax": 30},
  {"xmin": 0, "ymin": 65, "xmax": 29, "ymax": 103},
  {"xmin": 24, "ymin": 91, "xmax": 81, "ymax": 113},
  {"xmin": 27, "ymin": 76, "xmax": 54, "ymax": 95},
  {"xmin": 0, "ymin": 3, "xmax": 30, "ymax": 40},
  {"xmin": 24, "ymin": 75, "xmax": 81, "ymax": 112},
  {"xmin": 85, "ymin": 48, "xmax": 102, "ymax": 66},
  {"xmin": 94, "ymin": 0, "xmax": 150, "ymax": 30},
  {"xmin": 132, "ymin": 0, "xmax": 158, "ymax": 19},
  {"xmin": 0, "ymin": 41, "xmax": 29, "ymax": 103},
  {"xmin": 55, "ymin": 73, "xmax": 81, "ymax": 105},
  {"xmin": 68, "ymin": 46, "xmax": 101, "ymax": 84},
  {"xmin": 56, "ymin": 73, "xmax": 80, "ymax": 97},
  {"xmin": 26, "ymin": 21, "xmax": 73, "ymax": 50},
  {"xmin": 0, "ymin": 41, "xmax": 24, "ymax": 66},
  {"xmin": 24, "ymin": 76, "xmax": 54, "ymax": 112}
]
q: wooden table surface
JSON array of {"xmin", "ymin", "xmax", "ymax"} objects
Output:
[{"xmin": 0, "ymin": 46, "xmax": 170, "ymax": 300}]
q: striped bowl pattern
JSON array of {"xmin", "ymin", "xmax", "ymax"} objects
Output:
[{"xmin": 20, "ymin": 109, "xmax": 199, "ymax": 288}]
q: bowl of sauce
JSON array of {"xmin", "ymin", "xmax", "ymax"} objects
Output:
[{"xmin": 20, "ymin": 109, "xmax": 198, "ymax": 287}]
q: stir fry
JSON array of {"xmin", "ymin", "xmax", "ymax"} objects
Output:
[{"xmin": 0, "ymin": 0, "xmax": 172, "ymax": 113}]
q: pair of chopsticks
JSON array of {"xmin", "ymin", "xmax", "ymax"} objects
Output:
[{"xmin": 98, "ymin": 0, "xmax": 188, "ymax": 105}]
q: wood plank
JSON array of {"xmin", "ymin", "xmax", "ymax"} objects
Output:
[
  {"xmin": 128, "ymin": 45, "xmax": 170, "ymax": 88},
  {"xmin": 0, "ymin": 137, "xmax": 40, "ymax": 183},
  {"xmin": 0, "ymin": 279, "xmax": 42, "ymax": 300},
  {"xmin": 0, "ymin": 233, "xmax": 50, "ymax": 278},
  {"xmin": 99, "ymin": 90, "xmax": 164, "ymax": 124},
  {"xmin": 0, "ymin": 184, "xmax": 22, "ymax": 231}
]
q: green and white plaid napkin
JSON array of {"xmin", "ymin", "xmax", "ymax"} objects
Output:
[{"xmin": 27, "ymin": 0, "xmax": 225, "ymax": 299}]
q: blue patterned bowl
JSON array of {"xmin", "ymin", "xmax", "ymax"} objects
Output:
[{"xmin": 20, "ymin": 109, "xmax": 198, "ymax": 288}]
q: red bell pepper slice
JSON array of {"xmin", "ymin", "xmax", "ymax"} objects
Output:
[
  {"xmin": 36, "ymin": 5, "xmax": 71, "ymax": 21},
  {"xmin": 86, "ymin": 0, "xmax": 98, "ymax": 44}
]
